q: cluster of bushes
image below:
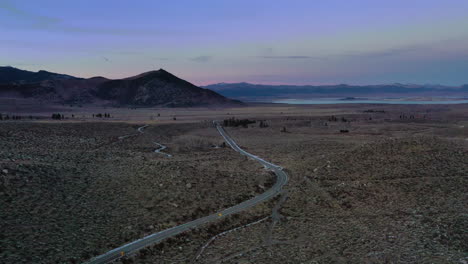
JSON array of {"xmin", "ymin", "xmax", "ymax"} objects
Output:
[
  {"xmin": 399, "ymin": 114, "xmax": 416, "ymax": 119},
  {"xmin": 328, "ymin": 115, "xmax": 348, "ymax": 122},
  {"xmin": 222, "ymin": 117, "xmax": 256, "ymax": 128},
  {"xmin": 12, "ymin": 115, "xmax": 26, "ymax": 120},
  {"xmin": 364, "ymin": 109, "xmax": 385, "ymax": 113},
  {"xmin": 51, "ymin": 113, "xmax": 65, "ymax": 120},
  {"xmin": 93, "ymin": 113, "xmax": 111, "ymax": 118},
  {"xmin": 0, "ymin": 113, "xmax": 39, "ymax": 120},
  {"xmin": 0, "ymin": 114, "xmax": 34, "ymax": 120}
]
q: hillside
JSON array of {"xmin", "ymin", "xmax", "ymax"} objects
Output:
[
  {"xmin": 0, "ymin": 67, "xmax": 242, "ymax": 107},
  {"xmin": 0, "ymin": 77, "xmax": 109, "ymax": 104},
  {"xmin": 95, "ymin": 69, "xmax": 242, "ymax": 107},
  {"xmin": 0, "ymin": 66, "xmax": 79, "ymax": 84}
]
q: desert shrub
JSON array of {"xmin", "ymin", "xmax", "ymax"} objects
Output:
[{"xmin": 173, "ymin": 135, "xmax": 217, "ymax": 152}]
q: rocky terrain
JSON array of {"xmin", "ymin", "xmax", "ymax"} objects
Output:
[
  {"xmin": 0, "ymin": 121, "xmax": 272, "ymax": 263},
  {"xmin": 189, "ymin": 107, "xmax": 467, "ymax": 263},
  {"xmin": 0, "ymin": 103, "xmax": 466, "ymax": 264}
]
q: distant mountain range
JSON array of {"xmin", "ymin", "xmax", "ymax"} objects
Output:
[
  {"xmin": 2, "ymin": 66, "xmax": 466, "ymax": 106},
  {"xmin": 0, "ymin": 66, "xmax": 242, "ymax": 107},
  {"xmin": 204, "ymin": 82, "xmax": 468, "ymax": 100}
]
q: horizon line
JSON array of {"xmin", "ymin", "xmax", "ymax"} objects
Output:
[{"xmin": 2, "ymin": 65, "xmax": 467, "ymax": 88}]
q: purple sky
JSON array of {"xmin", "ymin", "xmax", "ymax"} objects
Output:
[{"xmin": 1, "ymin": 0, "xmax": 468, "ymax": 85}]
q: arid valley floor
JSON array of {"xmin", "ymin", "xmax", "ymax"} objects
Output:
[{"xmin": 1, "ymin": 103, "xmax": 467, "ymax": 263}]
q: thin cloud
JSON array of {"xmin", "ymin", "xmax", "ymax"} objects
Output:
[
  {"xmin": 0, "ymin": 0, "xmax": 185, "ymax": 36},
  {"xmin": 341, "ymin": 46, "xmax": 421, "ymax": 59},
  {"xmin": 257, "ymin": 55, "xmax": 324, "ymax": 60},
  {"xmin": 190, "ymin": 56, "xmax": 212, "ymax": 62},
  {"xmin": 0, "ymin": 0, "xmax": 60, "ymax": 27}
]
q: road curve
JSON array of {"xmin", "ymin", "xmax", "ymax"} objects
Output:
[
  {"xmin": 136, "ymin": 125, "xmax": 172, "ymax": 157},
  {"xmin": 117, "ymin": 125, "xmax": 148, "ymax": 140},
  {"xmin": 85, "ymin": 122, "xmax": 288, "ymax": 264}
]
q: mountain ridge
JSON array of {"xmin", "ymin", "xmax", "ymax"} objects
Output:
[
  {"xmin": 0, "ymin": 66, "xmax": 80, "ymax": 84},
  {"xmin": 0, "ymin": 67, "xmax": 242, "ymax": 107}
]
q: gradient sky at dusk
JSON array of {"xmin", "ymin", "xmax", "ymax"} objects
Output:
[{"xmin": 1, "ymin": 0, "xmax": 468, "ymax": 85}]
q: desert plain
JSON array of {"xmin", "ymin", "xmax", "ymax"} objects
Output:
[{"xmin": 0, "ymin": 102, "xmax": 467, "ymax": 263}]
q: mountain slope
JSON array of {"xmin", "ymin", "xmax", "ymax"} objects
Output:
[
  {"xmin": 0, "ymin": 66, "xmax": 79, "ymax": 84},
  {"xmin": 0, "ymin": 77, "xmax": 109, "ymax": 104},
  {"xmin": 0, "ymin": 67, "xmax": 242, "ymax": 107},
  {"xmin": 95, "ymin": 69, "xmax": 242, "ymax": 107}
]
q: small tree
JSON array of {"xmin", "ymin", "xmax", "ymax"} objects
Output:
[
  {"xmin": 259, "ymin": 120, "xmax": 269, "ymax": 128},
  {"xmin": 52, "ymin": 113, "xmax": 63, "ymax": 120}
]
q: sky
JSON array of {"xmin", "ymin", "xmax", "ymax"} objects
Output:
[{"xmin": 1, "ymin": 0, "xmax": 468, "ymax": 86}]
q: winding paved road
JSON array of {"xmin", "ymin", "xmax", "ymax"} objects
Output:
[
  {"xmin": 85, "ymin": 122, "xmax": 288, "ymax": 264},
  {"xmin": 136, "ymin": 125, "xmax": 172, "ymax": 157}
]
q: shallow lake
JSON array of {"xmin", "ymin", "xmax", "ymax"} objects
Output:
[{"xmin": 269, "ymin": 98, "xmax": 468, "ymax": 105}]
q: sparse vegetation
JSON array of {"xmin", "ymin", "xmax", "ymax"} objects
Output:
[
  {"xmin": 0, "ymin": 103, "xmax": 466, "ymax": 263},
  {"xmin": 0, "ymin": 122, "xmax": 273, "ymax": 263},
  {"xmin": 173, "ymin": 135, "xmax": 217, "ymax": 152}
]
